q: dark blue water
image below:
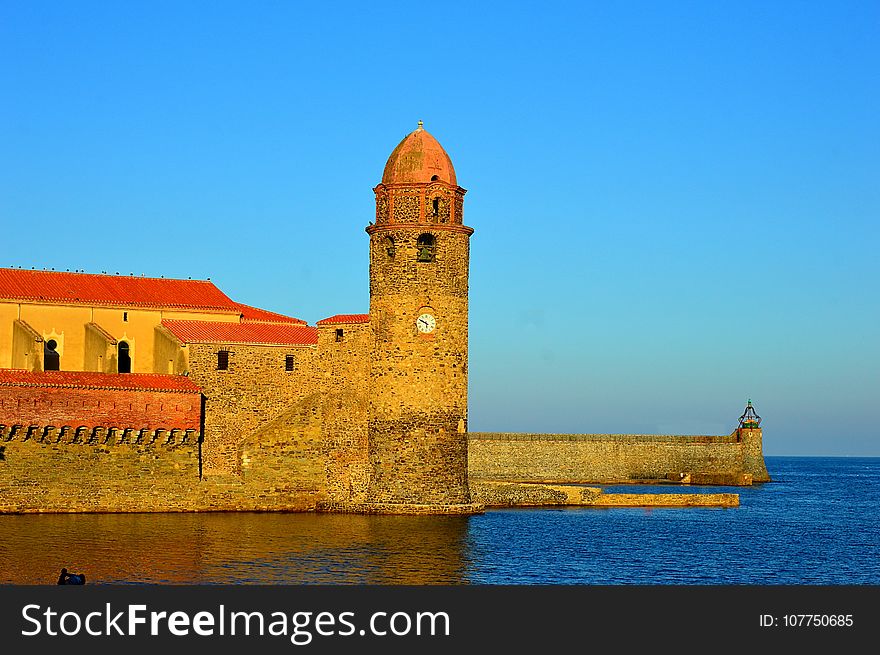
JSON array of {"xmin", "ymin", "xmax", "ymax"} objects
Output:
[
  {"xmin": 1, "ymin": 457, "xmax": 878, "ymax": 584},
  {"xmin": 468, "ymin": 457, "xmax": 880, "ymax": 584}
]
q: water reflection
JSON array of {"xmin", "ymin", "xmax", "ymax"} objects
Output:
[
  {"xmin": 3, "ymin": 459, "xmax": 878, "ymax": 585},
  {"xmin": 0, "ymin": 513, "xmax": 472, "ymax": 585}
]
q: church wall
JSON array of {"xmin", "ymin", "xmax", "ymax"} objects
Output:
[
  {"xmin": 90, "ymin": 307, "xmax": 235, "ymax": 374},
  {"xmin": 0, "ymin": 303, "xmax": 19, "ymax": 368},
  {"xmin": 152, "ymin": 327, "xmax": 188, "ymax": 375},
  {"xmin": 236, "ymin": 393, "xmax": 328, "ymax": 505},
  {"xmin": 11, "ymin": 319, "xmax": 43, "ymax": 371},
  {"xmin": 18, "ymin": 303, "xmax": 92, "ymax": 371},
  {"xmin": 84, "ymin": 323, "xmax": 116, "ymax": 372},
  {"xmin": 316, "ymin": 321, "xmax": 372, "ymax": 503},
  {"xmin": 89, "ymin": 307, "xmax": 159, "ymax": 374},
  {"xmin": 186, "ymin": 341, "xmax": 320, "ymax": 474},
  {"xmin": 1, "ymin": 302, "xmax": 240, "ymax": 375}
]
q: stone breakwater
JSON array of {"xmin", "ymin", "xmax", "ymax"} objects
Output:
[
  {"xmin": 468, "ymin": 429, "xmax": 770, "ymax": 485},
  {"xmin": 470, "ymin": 481, "xmax": 739, "ymax": 508},
  {"xmin": 0, "ymin": 426, "xmax": 758, "ymax": 514}
]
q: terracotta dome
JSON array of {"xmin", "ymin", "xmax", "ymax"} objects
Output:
[{"xmin": 381, "ymin": 121, "xmax": 457, "ymax": 186}]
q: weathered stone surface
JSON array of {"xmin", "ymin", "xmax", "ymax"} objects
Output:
[
  {"xmin": 468, "ymin": 429, "xmax": 770, "ymax": 485},
  {"xmin": 471, "ymin": 481, "xmax": 739, "ymax": 508}
]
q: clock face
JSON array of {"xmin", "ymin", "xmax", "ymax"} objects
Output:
[{"xmin": 416, "ymin": 313, "xmax": 436, "ymax": 334}]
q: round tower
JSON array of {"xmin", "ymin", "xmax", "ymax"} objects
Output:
[{"xmin": 366, "ymin": 122, "xmax": 474, "ymax": 509}]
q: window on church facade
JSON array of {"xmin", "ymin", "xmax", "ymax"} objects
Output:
[
  {"xmin": 217, "ymin": 350, "xmax": 229, "ymax": 370},
  {"xmin": 335, "ymin": 329, "xmax": 344, "ymax": 342},
  {"xmin": 285, "ymin": 355, "xmax": 295, "ymax": 371}
]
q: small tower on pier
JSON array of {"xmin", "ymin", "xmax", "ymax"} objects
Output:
[{"xmin": 738, "ymin": 400, "xmax": 762, "ymax": 430}]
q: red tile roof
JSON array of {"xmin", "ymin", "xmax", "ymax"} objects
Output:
[
  {"xmin": 0, "ymin": 268, "xmax": 240, "ymax": 312},
  {"xmin": 162, "ymin": 320, "xmax": 318, "ymax": 346},
  {"xmin": 235, "ymin": 303, "xmax": 306, "ymax": 325},
  {"xmin": 0, "ymin": 369, "xmax": 202, "ymax": 393},
  {"xmin": 316, "ymin": 313, "xmax": 370, "ymax": 325}
]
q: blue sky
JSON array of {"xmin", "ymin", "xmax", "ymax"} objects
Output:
[{"xmin": 1, "ymin": 1, "xmax": 877, "ymax": 455}]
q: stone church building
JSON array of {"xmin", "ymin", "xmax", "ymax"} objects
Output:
[
  {"xmin": 0, "ymin": 124, "xmax": 768, "ymax": 515},
  {"xmin": 0, "ymin": 123, "xmax": 483, "ymax": 513}
]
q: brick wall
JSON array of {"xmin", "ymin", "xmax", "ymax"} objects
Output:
[{"xmin": 0, "ymin": 384, "xmax": 200, "ymax": 432}]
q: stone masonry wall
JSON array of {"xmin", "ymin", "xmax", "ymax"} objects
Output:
[
  {"xmin": 236, "ymin": 393, "xmax": 327, "ymax": 506},
  {"xmin": 468, "ymin": 430, "xmax": 770, "ymax": 483},
  {"xmin": 0, "ymin": 437, "xmax": 322, "ymax": 513},
  {"xmin": 0, "ymin": 434, "xmax": 204, "ymax": 513},
  {"xmin": 367, "ymin": 226, "xmax": 472, "ymax": 506},
  {"xmin": 186, "ymin": 342, "xmax": 319, "ymax": 473},
  {"xmin": 316, "ymin": 322, "xmax": 371, "ymax": 503}
]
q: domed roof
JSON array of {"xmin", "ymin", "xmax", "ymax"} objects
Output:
[{"xmin": 381, "ymin": 121, "xmax": 457, "ymax": 186}]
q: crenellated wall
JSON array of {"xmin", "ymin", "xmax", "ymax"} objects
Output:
[
  {"xmin": 0, "ymin": 426, "xmax": 203, "ymax": 513},
  {"xmin": 0, "ymin": 424, "xmax": 324, "ymax": 513},
  {"xmin": 0, "ymin": 423, "xmax": 769, "ymax": 513}
]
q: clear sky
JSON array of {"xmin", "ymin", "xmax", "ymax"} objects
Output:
[{"xmin": 1, "ymin": 1, "xmax": 877, "ymax": 456}]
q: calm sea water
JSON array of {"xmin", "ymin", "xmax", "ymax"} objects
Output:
[{"xmin": 1, "ymin": 457, "xmax": 878, "ymax": 585}]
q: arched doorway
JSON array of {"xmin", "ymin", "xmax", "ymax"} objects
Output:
[
  {"xmin": 44, "ymin": 339, "xmax": 60, "ymax": 371},
  {"xmin": 118, "ymin": 341, "xmax": 131, "ymax": 373}
]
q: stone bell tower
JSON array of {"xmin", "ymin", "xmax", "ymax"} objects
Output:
[{"xmin": 365, "ymin": 122, "xmax": 477, "ymax": 511}]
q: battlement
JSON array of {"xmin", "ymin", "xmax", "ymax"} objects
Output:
[
  {"xmin": 0, "ymin": 423, "xmax": 199, "ymax": 447},
  {"xmin": 0, "ymin": 370, "xmax": 202, "ymax": 437}
]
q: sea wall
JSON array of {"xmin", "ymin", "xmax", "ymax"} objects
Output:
[
  {"xmin": 470, "ymin": 481, "xmax": 739, "ymax": 508},
  {"xmin": 0, "ymin": 425, "xmax": 769, "ymax": 513},
  {"xmin": 467, "ymin": 429, "xmax": 770, "ymax": 484},
  {"xmin": 0, "ymin": 429, "xmax": 324, "ymax": 513}
]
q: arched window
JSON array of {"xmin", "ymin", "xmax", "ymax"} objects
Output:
[
  {"xmin": 383, "ymin": 236, "xmax": 395, "ymax": 259},
  {"xmin": 44, "ymin": 339, "xmax": 60, "ymax": 371},
  {"xmin": 417, "ymin": 233, "xmax": 436, "ymax": 262},
  {"xmin": 432, "ymin": 197, "xmax": 440, "ymax": 216},
  {"xmin": 118, "ymin": 341, "xmax": 131, "ymax": 374}
]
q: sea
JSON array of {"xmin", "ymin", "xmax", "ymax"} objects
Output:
[{"xmin": 1, "ymin": 456, "xmax": 878, "ymax": 585}]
